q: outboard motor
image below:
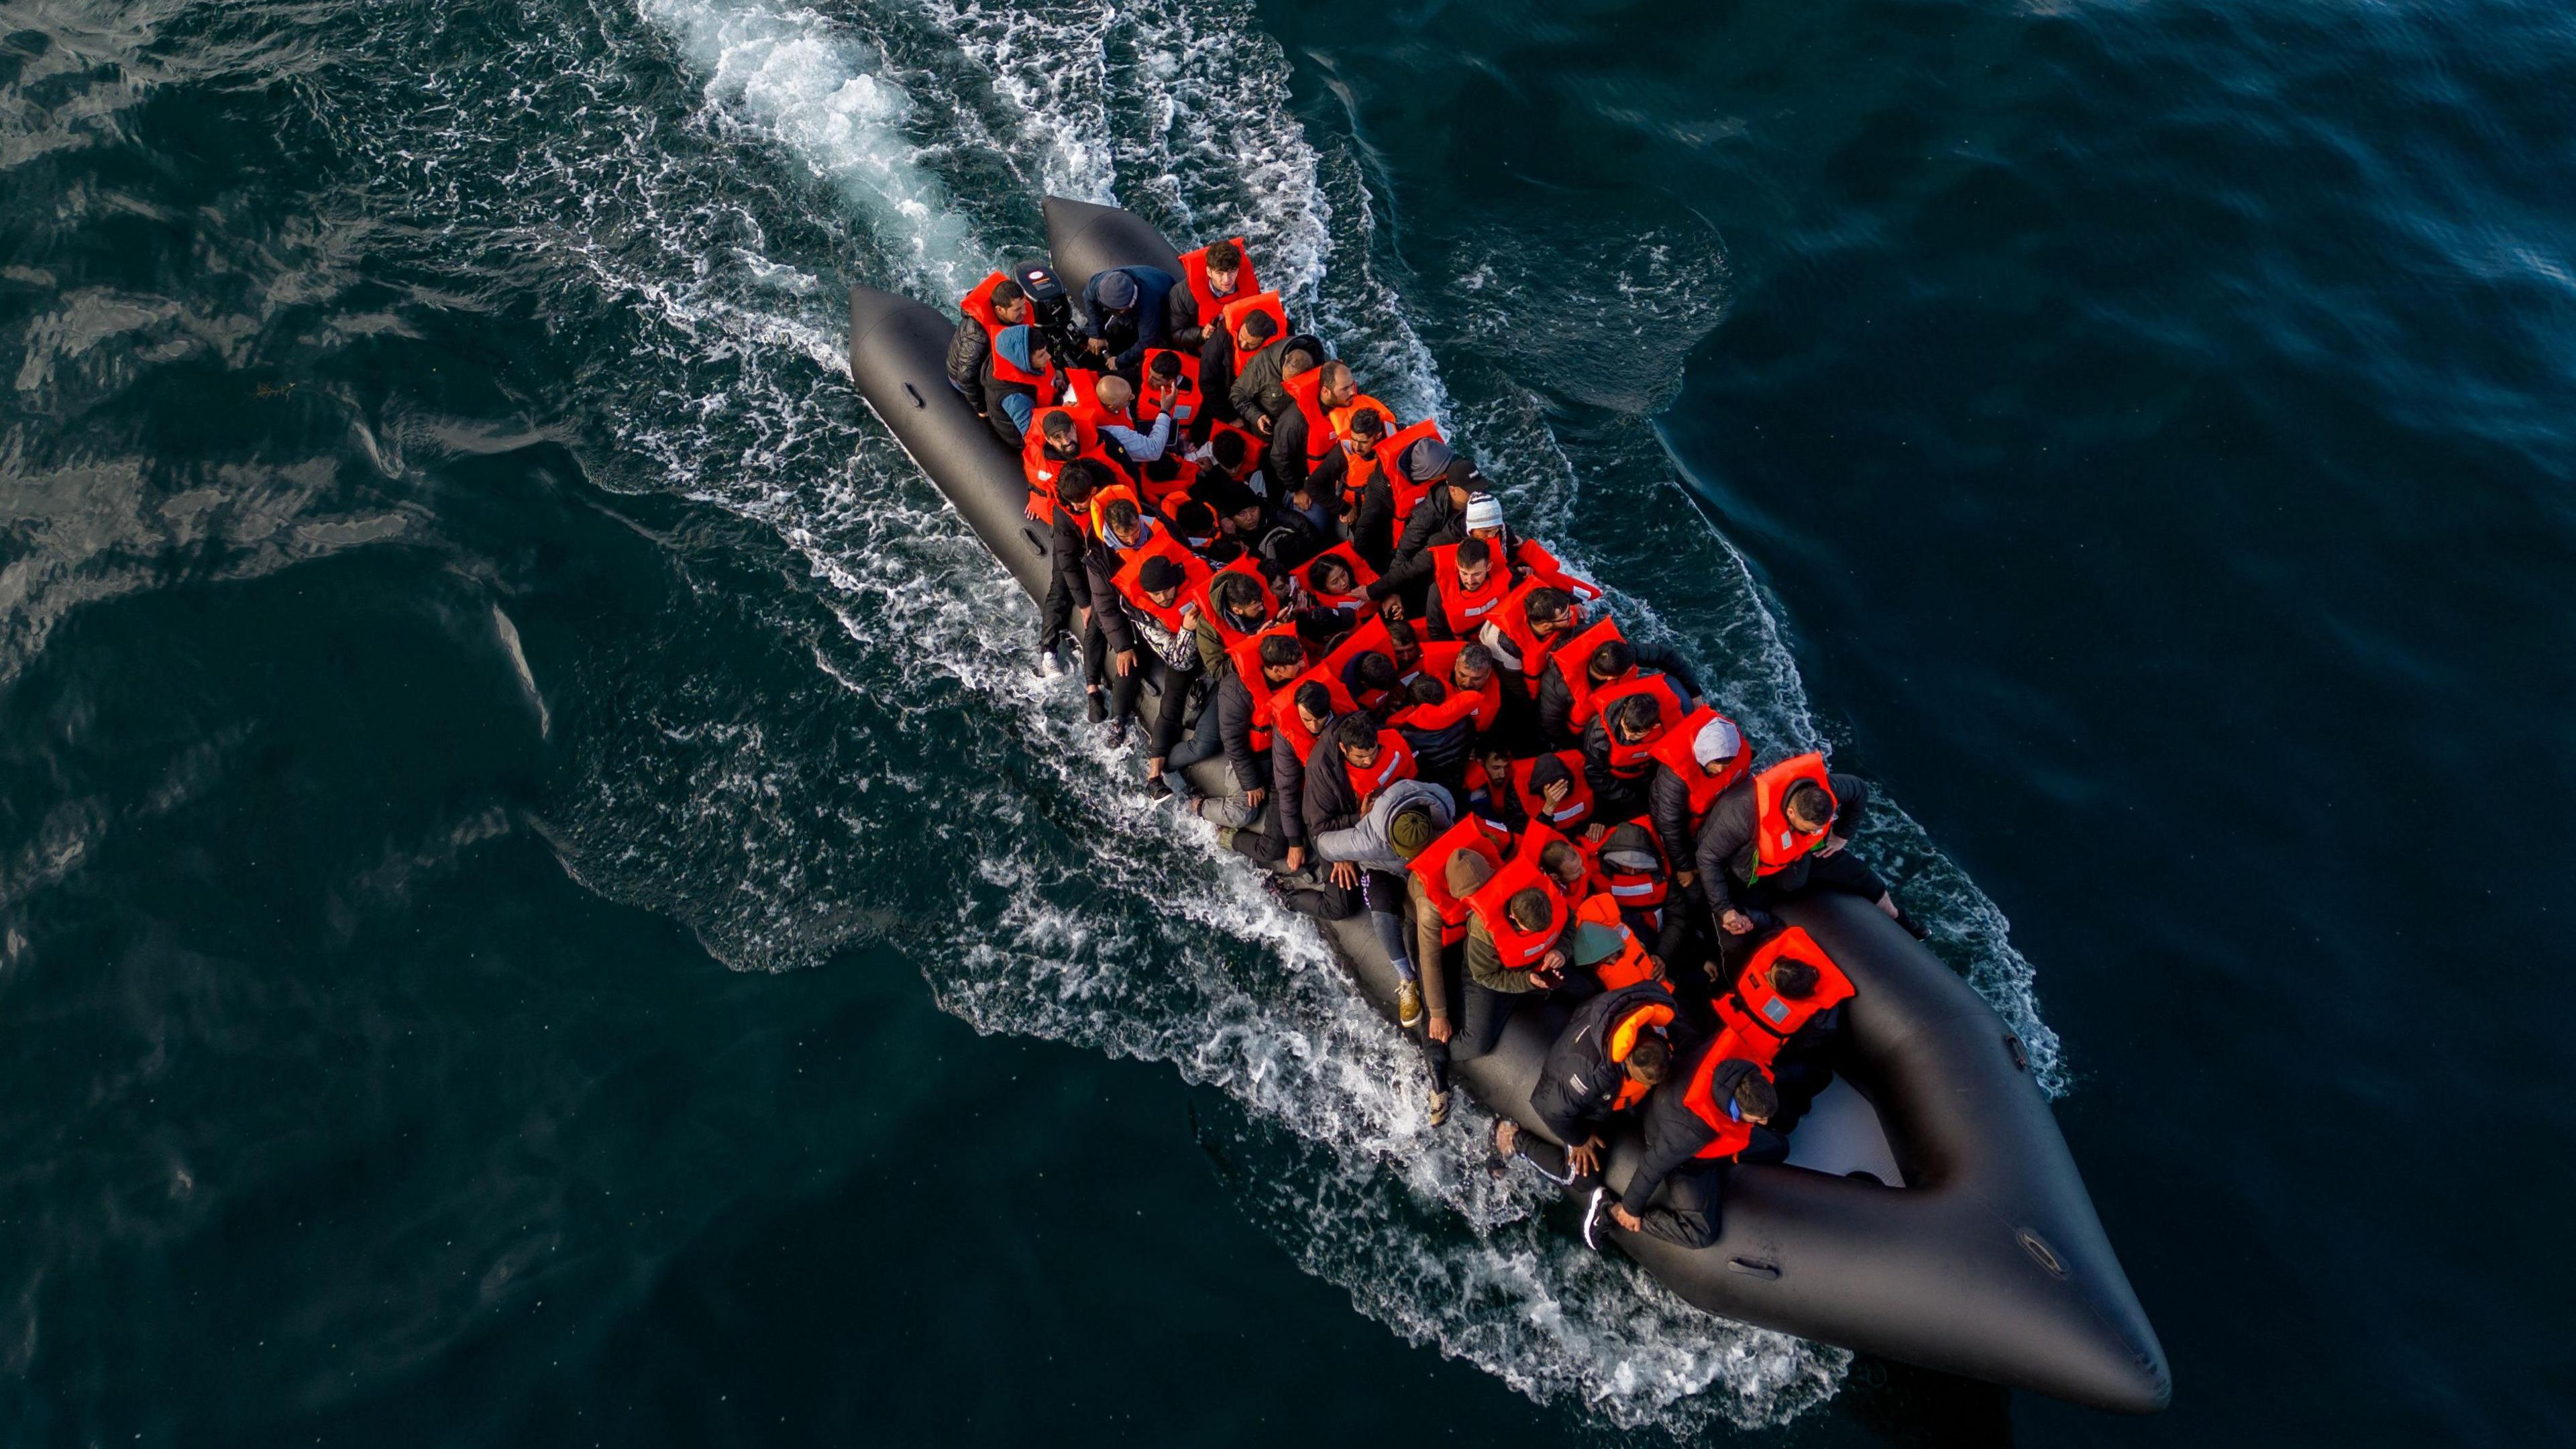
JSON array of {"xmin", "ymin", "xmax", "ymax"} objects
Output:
[{"xmin": 1011, "ymin": 260, "xmax": 1083, "ymax": 367}]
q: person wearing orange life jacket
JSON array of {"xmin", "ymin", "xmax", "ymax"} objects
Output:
[
  {"xmin": 1647, "ymin": 710, "xmax": 1751, "ymax": 916},
  {"xmin": 1083, "ymin": 498, "xmax": 1205, "ymax": 767},
  {"xmin": 1305, "ymin": 404, "xmax": 1405, "ymax": 572},
  {"xmin": 1599, "ymin": 1041, "xmax": 1785, "ymax": 1248},
  {"xmin": 1582, "ymin": 682, "xmax": 1694, "ymax": 822},
  {"xmin": 947, "ymin": 272, "xmax": 1028, "ymax": 417},
  {"xmin": 1537, "ymin": 629, "xmax": 1705, "ymax": 748},
  {"xmin": 1512, "ymin": 751, "xmax": 1597, "ymax": 838},
  {"xmin": 1504, "ymin": 979, "xmax": 1686, "ymax": 1182},
  {"xmin": 1583, "ymin": 818, "xmax": 1695, "ymax": 980},
  {"xmin": 1214, "ymin": 678, "xmax": 1340, "ymax": 875},
  {"xmin": 1709, "ymin": 926, "xmax": 1858, "ymax": 1133},
  {"xmin": 1390, "ymin": 643, "xmax": 1498, "ymax": 792},
  {"xmin": 1453, "ymin": 839, "xmax": 1591, "ymax": 1065},
  {"xmin": 1479, "ymin": 579, "xmax": 1585, "ymax": 698},
  {"xmin": 1173, "ymin": 238, "xmax": 1254, "ymax": 349},
  {"xmin": 1201, "ymin": 299, "xmax": 1280, "ymax": 427},
  {"xmin": 1272, "ymin": 359, "xmax": 1364, "ymax": 493},
  {"xmin": 1023, "ymin": 408, "xmax": 1124, "ymax": 520},
  {"xmin": 1159, "ymin": 573, "xmax": 1280, "ymax": 809},
  {"xmin": 1229, "ymin": 319, "xmax": 1318, "ymax": 434},
  {"xmin": 1463, "ymin": 744, "xmax": 1526, "ymax": 831},
  {"xmin": 1311, "ymin": 771, "xmax": 1456, "ymax": 1028},
  {"xmin": 1404, "ymin": 815, "xmax": 1509, "ymax": 1124},
  {"xmin": 1167, "ymin": 627, "xmax": 1303, "ymax": 832},
  {"xmin": 1693, "ymin": 753, "xmax": 1923, "ymax": 952},
  {"xmin": 1034, "ymin": 460, "xmax": 1107, "ymax": 681},
  {"xmin": 979, "ymin": 323, "xmax": 1061, "ymax": 449}
]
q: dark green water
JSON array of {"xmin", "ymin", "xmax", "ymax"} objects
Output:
[{"xmin": 4, "ymin": 0, "xmax": 2571, "ymax": 1443}]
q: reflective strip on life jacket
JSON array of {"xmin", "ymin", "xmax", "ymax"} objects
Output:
[
  {"xmin": 1750, "ymin": 753, "xmax": 1837, "ymax": 879},
  {"xmin": 1511, "ymin": 750, "xmax": 1595, "ymax": 833}
]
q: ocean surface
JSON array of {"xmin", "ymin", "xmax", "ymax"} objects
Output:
[{"xmin": 3, "ymin": 0, "xmax": 2571, "ymax": 1442}]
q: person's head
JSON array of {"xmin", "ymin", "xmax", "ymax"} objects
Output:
[
  {"xmin": 1389, "ymin": 803, "xmax": 1440, "ymax": 860},
  {"xmin": 1344, "ymin": 407, "xmax": 1385, "ymax": 452},
  {"xmin": 1226, "ymin": 496, "xmax": 1264, "ymax": 534},
  {"xmin": 1733, "ymin": 1072, "xmax": 1780, "ymax": 1125},
  {"xmin": 1095, "ymin": 374, "xmax": 1136, "ymax": 413},
  {"xmin": 1454, "ymin": 643, "xmax": 1495, "ymax": 690},
  {"xmin": 1385, "ymin": 616, "xmax": 1420, "ymax": 668},
  {"xmin": 1538, "ymin": 839, "xmax": 1585, "ymax": 888},
  {"xmin": 992, "ymin": 277, "xmax": 1028, "ymax": 324},
  {"xmin": 1216, "ymin": 576, "xmax": 1267, "ymax": 632},
  {"xmin": 1205, "ymin": 239, "xmax": 1243, "ymax": 293},
  {"xmin": 1319, "ymin": 360, "xmax": 1357, "ymax": 409},
  {"xmin": 1505, "ymin": 888, "xmax": 1554, "ymax": 932},
  {"xmin": 1623, "ymin": 1035, "xmax": 1672, "ymax": 1085},
  {"xmin": 1210, "ymin": 429, "xmax": 1248, "ymax": 475},
  {"xmin": 1403, "ymin": 436, "xmax": 1455, "ymax": 488},
  {"xmin": 1094, "ymin": 268, "xmax": 1138, "ymax": 313},
  {"xmin": 1175, "ymin": 499, "xmax": 1219, "ymax": 547},
  {"xmin": 1028, "ymin": 338, "xmax": 1054, "ymax": 371},
  {"xmin": 1055, "ymin": 460, "xmax": 1102, "ymax": 513},
  {"xmin": 1690, "ymin": 716, "xmax": 1743, "ymax": 777},
  {"xmin": 1336, "ymin": 715, "xmax": 1381, "ymax": 767},
  {"xmin": 1768, "ymin": 957, "xmax": 1823, "ymax": 1000},
  {"xmin": 1407, "ymin": 675, "xmax": 1447, "ymax": 708},
  {"xmin": 1103, "ymin": 498, "xmax": 1142, "ymax": 544},
  {"xmin": 1280, "ymin": 347, "xmax": 1319, "ymax": 384},
  {"xmin": 1524, "ymin": 587, "xmax": 1574, "ymax": 636},
  {"xmin": 1352, "ymin": 651, "xmax": 1399, "ymax": 700},
  {"xmin": 1257, "ymin": 633, "xmax": 1305, "ymax": 684},
  {"xmin": 1529, "ymin": 753, "xmax": 1574, "ymax": 806},
  {"xmin": 1614, "ymin": 692, "xmax": 1662, "ymax": 743},
  {"xmin": 1235, "ymin": 308, "xmax": 1278, "ymax": 352},
  {"xmin": 1148, "ymin": 350, "xmax": 1183, "ymax": 386},
  {"xmin": 1589, "ymin": 640, "xmax": 1633, "ymax": 684},
  {"xmin": 1311, "ymin": 555, "xmax": 1355, "ymax": 596},
  {"xmin": 1462, "ymin": 494, "xmax": 1505, "ymax": 539},
  {"xmin": 1783, "ymin": 779, "xmax": 1835, "ymax": 833},
  {"xmin": 1139, "ymin": 555, "xmax": 1184, "ymax": 608},
  {"xmin": 1453, "ymin": 535, "xmax": 1493, "ymax": 591},
  {"xmin": 1293, "ymin": 682, "xmax": 1334, "ymax": 733},
  {"xmin": 1599, "ymin": 822, "xmax": 1664, "ymax": 880},
  {"xmin": 1479, "ymin": 745, "xmax": 1514, "ymax": 783},
  {"xmin": 1041, "ymin": 410, "xmax": 1077, "ymax": 451},
  {"xmin": 1446, "ymin": 847, "xmax": 1495, "ymax": 901}
]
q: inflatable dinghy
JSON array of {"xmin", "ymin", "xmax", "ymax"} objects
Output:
[{"xmin": 845, "ymin": 197, "xmax": 2170, "ymax": 1414}]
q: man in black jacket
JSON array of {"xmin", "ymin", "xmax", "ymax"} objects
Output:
[
  {"xmin": 1268, "ymin": 359, "xmax": 1358, "ymax": 494},
  {"xmin": 947, "ymin": 277, "xmax": 1027, "ymax": 418},
  {"xmin": 1173, "ymin": 631, "xmax": 1302, "ymax": 829},
  {"xmin": 1603, "ymin": 1047, "xmax": 1785, "ymax": 1248},
  {"xmin": 1038, "ymin": 461, "xmax": 1104, "ymax": 681},
  {"xmin": 1583, "ymin": 692, "xmax": 1678, "ymax": 823},
  {"xmin": 1693, "ymin": 767, "xmax": 1917, "ymax": 953},
  {"xmin": 1508, "ymin": 979, "xmax": 1684, "ymax": 1181},
  {"xmin": 1220, "ymin": 681, "xmax": 1338, "ymax": 875},
  {"xmin": 1537, "ymin": 637, "xmax": 1704, "ymax": 747}
]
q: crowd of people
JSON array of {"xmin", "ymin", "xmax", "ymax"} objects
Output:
[{"xmin": 947, "ymin": 239, "xmax": 1927, "ymax": 1250}]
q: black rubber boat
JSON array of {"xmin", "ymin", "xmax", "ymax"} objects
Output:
[{"xmin": 845, "ymin": 197, "xmax": 2171, "ymax": 1415}]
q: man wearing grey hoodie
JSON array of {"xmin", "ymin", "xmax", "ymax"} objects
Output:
[{"xmin": 1313, "ymin": 780, "xmax": 1454, "ymax": 1032}]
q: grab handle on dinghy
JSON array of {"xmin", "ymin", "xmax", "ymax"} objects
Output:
[
  {"xmin": 2004, "ymin": 1034, "xmax": 2029, "ymax": 1072},
  {"xmin": 1728, "ymin": 1258, "xmax": 1782, "ymax": 1281},
  {"xmin": 904, "ymin": 382, "xmax": 925, "ymax": 409}
]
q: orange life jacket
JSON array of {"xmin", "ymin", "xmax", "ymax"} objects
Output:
[
  {"xmin": 1711, "ymin": 927, "xmax": 1857, "ymax": 1069},
  {"xmin": 959, "ymin": 271, "xmax": 1014, "ymax": 344},
  {"xmin": 1465, "ymin": 855, "xmax": 1568, "ymax": 971},
  {"xmin": 1523, "ymin": 819, "xmax": 1611, "ymax": 907},
  {"xmin": 1582, "ymin": 816, "xmax": 1672, "ymax": 917},
  {"xmin": 1605, "ymin": 998, "xmax": 1676, "ymax": 1110},
  {"xmin": 1511, "ymin": 751, "xmax": 1595, "ymax": 834},
  {"xmin": 1205, "ymin": 417, "xmax": 1269, "ymax": 478},
  {"xmin": 1273, "ymin": 676, "xmax": 1356, "ymax": 766},
  {"xmin": 1679, "ymin": 1044, "xmax": 1770, "ymax": 1161},
  {"xmin": 985, "ymin": 330, "xmax": 1055, "ymax": 392},
  {"xmin": 1311, "ymin": 613, "xmax": 1399, "ymax": 710},
  {"xmin": 1110, "ymin": 531, "xmax": 1212, "ymax": 635},
  {"xmin": 1750, "ymin": 753, "xmax": 1837, "ymax": 879},
  {"xmin": 1294, "ymin": 541, "xmax": 1381, "ymax": 610},
  {"xmin": 1512, "ymin": 538, "xmax": 1601, "ymax": 604},
  {"xmin": 1325, "ymin": 396, "xmax": 1397, "ymax": 505},
  {"xmin": 1576, "ymin": 896, "xmax": 1659, "ymax": 992},
  {"xmin": 1408, "ymin": 642, "xmax": 1502, "ymax": 731},
  {"xmin": 1178, "ymin": 240, "xmax": 1258, "ymax": 325},
  {"xmin": 1280, "ymin": 368, "xmax": 1342, "ymax": 465},
  {"xmin": 1224, "ymin": 624, "xmax": 1301, "ymax": 755},
  {"xmin": 1547, "ymin": 617, "xmax": 1629, "ymax": 728},
  {"xmin": 1429, "ymin": 542, "xmax": 1511, "ymax": 635},
  {"xmin": 1407, "ymin": 815, "xmax": 1512, "ymax": 947},
  {"xmin": 1219, "ymin": 292, "xmax": 1289, "ymax": 353},
  {"xmin": 1136, "ymin": 347, "xmax": 1205, "ymax": 427},
  {"xmin": 1646, "ymin": 706, "xmax": 1752, "ymax": 828},
  {"xmin": 1373, "ymin": 421, "xmax": 1447, "ymax": 525},
  {"xmin": 1022, "ymin": 408, "xmax": 1122, "ymax": 525},
  {"xmin": 1344, "ymin": 727, "xmax": 1418, "ymax": 802},
  {"xmin": 1589, "ymin": 673, "xmax": 1690, "ymax": 777},
  {"xmin": 1087, "ymin": 482, "xmax": 1146, "ymax": 543},
  {"xmin": 1191, "ymin": 557, "xmax": 1279, "ymax": 649},
  {"xmin": 1488, "ymin": 581, "xmax": 1580, "ymax": 694}
]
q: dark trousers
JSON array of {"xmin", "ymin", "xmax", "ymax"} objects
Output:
[
  {"xmin": 1103, "ymin": 652, "xmax": 1198, "ymax": 755},
  {"xmin": 1451, "ymin": 971, "xmax": 1602, "ymax": 1066},
  {"xmin": 1165, "ymin": 696, "xmax": 1226, "ymax": 773},
  {"xmin": 1635, "ymin": 1130, "xmax": 1789, "ymax": 1248},
  {"xmin": 1039, "ymin": 570, "xmax": 1080, "ymax": 651}
]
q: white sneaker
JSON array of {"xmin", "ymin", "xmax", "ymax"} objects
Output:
[{"xmin": 1036, "ymin": 645, "xmax": 1065, "ymax": 679}]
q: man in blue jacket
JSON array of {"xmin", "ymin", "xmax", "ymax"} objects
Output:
[{"xmin": 1080, "ymin": 266, "xmax": 1183, "ymax": 372}]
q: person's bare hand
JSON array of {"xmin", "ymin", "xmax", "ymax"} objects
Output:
[
  {"xmin": 1426, "ymin": 1015, "xmax": 1452, "ymax": 1044},
  {"xmin": 1114, "ymin": 648, "xmax": 1137, "ymax": 678},
  {"xmin": 1817, "ymin": 833, "xmax": 1847, "ymax": 858},
  {"xmin": 1566, "ymin": 1138, "xmax": 1603, "ymax": 1177},
  {"xmin": 1610, "ymin": 1205, "xmax": 1643, "ymax": 1232},
  {"xmin": 1330, "ymin": 861, "xmax": 1359, "ymax": 890},
  {"xmin": 1285, "ymin": 845, "xmax": 1307, "ymax": 871},
  {"xmin": 1720, "ymin": 910, "xmax": 1753, "ymax": 936},
  {"xmin": 1242, "ymin": 788, "xmax": 1267, "ymax": 811},
  {"xmin": 1582, "ymin": 824, "xmax": 1607, "ymax": 845},
  {"xmin": 1541, "ymin": 949, "xmax": 1568, "ymax": 975}
]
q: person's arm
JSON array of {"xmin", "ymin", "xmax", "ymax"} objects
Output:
[
  {"xmin": 1200, "ymin": 333, "xmax": 1241, "ymax": 424},
  {"xmin": 1825, "ymin": 772, "xmax": 1874, "ymax": 840},
  {"xmin": 1053, "ymin": 519, "xmax": 1091, "ymax": 610},
  {"xmin": 1349, "ymin": 478, "xmax": 1395, "ymax": 572},
  {"xmin": 1693, "ymin": 790, "xmax": 1758, "ymax": 921},
  {"xmin": 1620, "ymin": 1098, "xmax": 1715, "ymax": 1218},
  {"xmin": 1527, "ymin": 1059, "xmax": 1595, "ymax": 1146},
  {"xmin": 1650, "ymin": 769, "xmax": 1694, "ymax": 877},
  {"xmin": 1270, "ymin": 409, "xmax": 1311, "ymax": 488},
  {"xmin": 1167, "ymin": 285, "xmax": 1202, "ymax": 349},
  {"xmin": 1580, "ymin": 719, "xmax": 1625, "ymax": 802},
  {"xmin": 996, "ymin": 391, "xmax": 1035, "ymax": 445},
  {"xmin": 1408, "ymin": 876, "xmax": 1450, "ymax": 1030},
  {"xmin": 1273, "ymin": 733, "xmax": 1311, "ymax": 846},
  {"xmin": 1087, "ymin": 551, "xmax": 1137, "ymax": 653},
  {"xmin": 1536, "ymin": 671, "xmax": 1575, "ymax": 745},
  {"xmin": 1464, "ymin": 919, "xmax": 1539, "ymax": 995},
  {"xmin": 1192, "ymin": 614, "xmax": 1227, "ymax": 677},
  {"xmin": 1630, "ymin": 640, "xmax": 1704, "ymax": 702},
  {"xmin": 947, "ymin": 319, "xmax": 989, "ymax": 396},
  {"xmin": 1099, "ymin": 413, "xmax": 1173, "ymax": 463},
  {"xmin": 1391, "ymin": 495, "xmax": 1450, "ymax": 565}
]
